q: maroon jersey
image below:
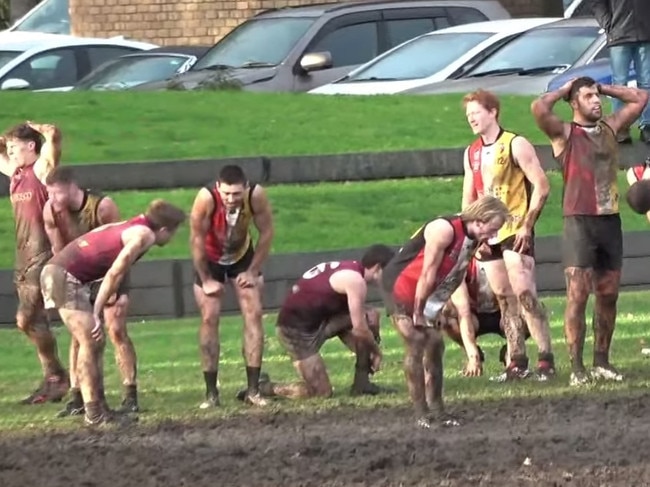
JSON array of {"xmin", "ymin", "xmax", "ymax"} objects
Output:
[
  {"xmin": 278, "ymin": 260, "xmax": 364, "ymax": 330},
  {"xmin": 382, "ymin": 215, "xmax": 478, "ymax": 317},
  {"xmin": 50, "ymin": 214, "xmax": 151, "ymax": 283},
  {"xmin": 557, "ymin": 121, "xmax": 619, "ymax": 216},
  {"xmin": 10, "ymin": 164, "xmax": 50, "ymax": 272}
]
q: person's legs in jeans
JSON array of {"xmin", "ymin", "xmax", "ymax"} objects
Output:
[
  {"xmin": 632, "ymin": 43, "xmax": 650, "ymax": 142},
  {"xmin": 609, "ymin": 45, "xmax": 634, "ymax": 142}
]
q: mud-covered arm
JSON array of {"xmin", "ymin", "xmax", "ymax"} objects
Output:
[
  {"xmin": 249, "ymin": 185, "xmax": 274, "ymax": 275},
  {"xmin": 414, "ymin": 220, "xmax": 454, "ymax": 317},
  {"xmin": 333, "ymin": 270, "xmax": 381, "ymax": 357},
  {"xmin": 96, "ymin": 197, "xmax": 121, "ymax": 224},
  {"xmin": 530, "ymin": 89, "xmax": 571, "ymax": 158},
  {"xmin": 30, "ymin": 122, "xmax": 62, "ymax": 183},
  {"xmin": 189, "ymin": 188, "xmax": 214, "ymax": 284},
  {"xmin": 93, "ymin": 227, "xmax": 154, "ymax": 317},
  {"xmin": 450, "ymin": 281, "xmax": 480, "ymax": 361},
  {"xmin": 601, "ymin": 84, "xmax": 649, "ymax": 135},
  {"xmin": 462, "ymin": 147, "xmax": 477, "ymax": 210},
  {"xmin": 43, "ymin": 200, "xmax": 66, "ymax": 254},
  {"xmin": 512, "ymin": 137, "xmax": 550, "ymax": 231},
  {"xmin": 0, "ymin": 136, "xmax": 12, "ymax": 177}
]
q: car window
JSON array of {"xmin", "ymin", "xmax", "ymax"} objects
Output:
[
  {"xmin": 434, "ymin": 16, "xmax": 451, "ymax": 29},
  {"xmin": 345, "ymin": 32, "xmax": 492, "ymax": 81},
  {"xmin": 465, "ymin": 26, "xmax": 601, "ymax": 76},
  {"xmin": 86, "ymin": 46, "xmax": 141, "ymax": 71},
  {"xmin": 12, "ymin": 0, "xmax": 70, "ymax": 34},
  {"xmin": 446, "ymin": 7, "xmax": 489, "ymax": 24},
  {"xmin": 311, "ymin": 22, "xmax": 379, "ymax": 68},
  {"xmin": 0, "ymin": 50, "xmax": 22, "ymax": 70},
  {"xmin": 193, "ymin": 17, "xmax": 316, "ymax": 70},
  {"xmin": 385, "ymin": 18, "xmax": 435, "ymax": 47},
  {"xmin": 5, "ymin": 48, "xmax": 77, "ymax": 89},
  {"xmin": 76, "ymin": 55, "xmax": 191, "ymax": 90}
]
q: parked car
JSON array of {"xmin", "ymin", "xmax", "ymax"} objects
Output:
[
  {"xmin": 0, "ymin": 34, "xmax": 157, "ymax": 91},
  {"xmin": 133, "ymin": 0, "xmax": 511, "ymax": 93},
  {"xmin": 1, "ymin": 0, "xmax": 70, "ymax": 35},
  {"xmin": 403, "ymin": 18, "xmax": 606, "ymax": 96},
  {"xmin": 72, "ymin": 46, "xmax": 209, "ymax": 91},
  {"xmin": 309, "ymin": 18, "xmax": 560, "ymax": 96},
  {"xmin": 546, "ymin": 57, "xmax": 638, "ymax": 92}
]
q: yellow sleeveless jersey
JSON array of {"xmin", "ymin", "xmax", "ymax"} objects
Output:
[
  {"xmin": 53, "ymin": 189, "xmax": 106, "ymax": 244},
  {"xmin": 467, "ymin": 130, "xmax": 530, "ymax": 243}
]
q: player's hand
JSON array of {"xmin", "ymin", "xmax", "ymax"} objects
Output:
[
  {"xmin": 91, "ymin": 314, "xmax": 104, "ymax": 342},
  {"xmin": 235, "ymin": 271, "xmax": 257, "ymax": 289},
  {"xmin": 512, "ymin": 227, "xmax": 533, "ymax": 254},
  {"xmin": 559, "ymin": 78, "xmax": 577, "ymax": 101},
  {"xmin": 412, "ymin": 312, "xmax": 426, "ymax": 328},
  {"xmin": 463, "ymin": 356, "xmax": 483, "ymax": 377},
  {"xmin": 202, "ymin": 279, "xmax": 223, "ymax": 296},
  {"xmin": 475, "ymin": 242, "xmax": 492, "ymax": 260},
  {"xmin": 370, "ymin": 350, "xmax": 382, "ymax": 373}
]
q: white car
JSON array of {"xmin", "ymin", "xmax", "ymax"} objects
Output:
[
  {"xmin": 309, "ymin": 17, "xmax": 561, "ymax": 96},
  {"xmin": 0, "ymin": 34, "xmax": 157, "ymax": 91}
]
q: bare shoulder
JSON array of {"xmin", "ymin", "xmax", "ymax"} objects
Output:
[
  {"xmin": 330, "ymin": 268, "xmax": 366, "ymax": 294},
  {"xmin": 250, "ymin": 184, "xmax": 270, "ymax": 211},
  {"xmin": 424, "ymin": 218, "xmax": 454, "ymax": 241},
  {"xmin": 192, "ymin": 187, "xmax": 214, "ymax": 214},
  {"xmin": 43, "ymin": 199, "xmax": 54, "ymax": 221},
  {"xmin": 123, "ymin": 223, "xmax": 156, "ymax": 246}
]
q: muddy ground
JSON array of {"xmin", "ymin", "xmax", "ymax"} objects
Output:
[{"xmin": 0, "ymin": 393, "xmax": 649, "ymax": 487}]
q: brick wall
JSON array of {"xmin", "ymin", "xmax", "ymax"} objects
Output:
[{"xmin": 69, "ymin": 0, "xmax": 563, "ymax": 47}]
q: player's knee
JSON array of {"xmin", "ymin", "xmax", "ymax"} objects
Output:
[
  {"xmin": 495, "ymin": 294, "xmax": 519, "ymax": 314},
  {"xmin": 16, "ymin": 309, "xmax": 40, "ymax": 334},
  {"xmin": 595, "ymin": 291, "xmax": 618, "ymax": 308},
  {"xmin": 107, "ymin": 321, "xmax": 128, "ymax": 345},
  {"xmin": 309, "ymin": 382, "xmax": 333, "ymax": 398}
]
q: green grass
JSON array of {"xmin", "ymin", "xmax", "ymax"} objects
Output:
[
  {"xmin": 0, "ymin": 290, "xmax": 648, "ymax": 433},
  {"xmin": 0, "ymin": 92, "xmax": 575, "ymax": 164},
  {"xmin": 0, "ymin": 172, "xmax": 646, "ymax": 269}
]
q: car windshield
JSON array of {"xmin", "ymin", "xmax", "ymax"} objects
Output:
[
  {"xmin": 345, "ymin": 32, "xmax": 493, "ymax": 82},
  {"xmin": 0, "ymin": 50, "xmax": 22, "ymax": 70},
  {"xmin": 76, "ymin": 55, "xmax": 192, "ymax": 89},
  {"xmin": 12, "ymin": 0, "xmax": 70, "ymax": 34},
  {"xmin": 192, "ymin": 17, "xmax": 316, "ymax": 70},
  {"xmin": 465, "ymin": 26, "xmax": 600, "ymax": 77}
]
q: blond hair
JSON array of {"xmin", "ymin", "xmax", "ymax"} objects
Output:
[
  {"xmin": 145, "ymin": 199, "xmax": 187, "ymax": 231},
  {"xmin": 460, "ymin": 195, "xmax": 510, "ymax": 226}
]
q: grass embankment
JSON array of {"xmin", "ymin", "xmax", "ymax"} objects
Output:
[
  {"xmin": 0, "ymin": 291, "xmax": 648, "ymax": 433},
  {"xmin": 1, "ymin": 91, "xmax": 574, "ymax": 163}
]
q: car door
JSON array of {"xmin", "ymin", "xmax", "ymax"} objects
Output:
[
  {"xmin": 77, "ymin": 45, "xmax": 145, "ymax": 80},
  {"xmin": 380, "ymin": 7, "xmax": 453, "ymax": 49},
  {"xmin": 292, "ymin": 11, "xmax": 381, "ymax": 92},
  {"xmin": 0, "ymin": 47, "xmax": 80, "ymax": 90}
]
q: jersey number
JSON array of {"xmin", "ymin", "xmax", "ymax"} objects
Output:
[{"xmin": 302, "ymin": 261, "xmax": 340, "ymax": 279}]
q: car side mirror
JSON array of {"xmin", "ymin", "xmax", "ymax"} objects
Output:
[
  {"xmin": 300, "ymin": 51, "xmax": 333, "ymax": 73},
  {"xmin": 1, "ymin": 78, "xmax": 30, "ymax": 90}
]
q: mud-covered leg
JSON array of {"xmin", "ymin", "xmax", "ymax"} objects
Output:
[
  {"xmin": 195, "ymin": 284, "xmax": 221, "ymax": 408},
  {"xmin": 564, "ymin": 267, "xmax": 592, "ymax": 385},
  {"xmin": 591, "ymin": 269, "xmax": 623, "ymax": 381}
]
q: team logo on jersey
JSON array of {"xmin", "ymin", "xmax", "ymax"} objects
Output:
[{"xmin": 496, "ymin": 143, "xmax": 508, "ymax": 165}]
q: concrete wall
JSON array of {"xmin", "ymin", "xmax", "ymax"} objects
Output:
[
  {"xmin": 68, "ymin": 0, "xmax": 560, "ymax": 46},
  {"xmin": 2, "ymin": 232, "xmax": 650, "ymax": 325},
  {"xmin": 2, "ymin": 144, "xmax": 648, "ymax": 196}
]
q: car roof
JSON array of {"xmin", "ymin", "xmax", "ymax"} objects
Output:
[
  {"xmin": 534, "ymin": 16, "xmax": 600, "ymax": 29},
  {"xmin": 0, "ymin": 33, "xmax": 156, "ymax": 51},
  {"xmin": 255, "ymin": 0, "xmax": 506, "ymax": 18},
  {"xmin": 427, "ymin": 17, "xmax": 562, "ymax": 35}
]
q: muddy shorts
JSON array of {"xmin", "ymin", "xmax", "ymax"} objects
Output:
[
  {"xmin": 14, "ymin": 255, "xmax": 51, "ymax": 321},
  {"xmin": 476, "ymin": 235, "xmax": 535, "ymax": 262},
  {"xmin": 40, "ymin": 264, "xmax": 93, "ymax": 313},
  {"xmin": 562, "ymin": 214, "xmax": 623, "ymax": 270},
  {"xmin": 276, "ymin": 313, "xmax": 352, "ymax": 361},
  {"xmin": 194, "ymin": 244, "xmax": 261, "ymax": 285}
]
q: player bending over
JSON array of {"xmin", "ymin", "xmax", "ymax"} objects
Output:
[
  {"xmin": 381, "ymin": 195, "xmax": 509, "ymax": 428},
  {"xmin": 40, "ymin": 200, "xmax": 185, "ymax": 426}
]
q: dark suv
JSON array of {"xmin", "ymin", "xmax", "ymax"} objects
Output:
[{"xmin": 134, "ymin": 0, "xmax": 510, "ymax": 93}]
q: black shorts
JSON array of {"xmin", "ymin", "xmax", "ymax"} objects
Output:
[
  {"xmin": 476, "ymin": 234, "xmax": 535, "ymax": 262},
  {"xmin": 562, "ymin": 214, "xmax": 622, "ymax": 270},
  {"xmin": 194, "ymin": 245, "xmax": 259, "ymax": 285},
  {"xmin": 276, "ymin": 313, "xmax": 352, "ymax": 361},
  {"xmin": 476, "ymin": 311, "xmax": 503, "ymax": 337},
  {"xmin": 89, "ymin": 272, "xmax": 131, "ymax": 306}
]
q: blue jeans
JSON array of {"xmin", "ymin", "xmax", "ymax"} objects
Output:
[{"xmin": 609, "ymin": 43, "xmax": 650, "ymax": 128}]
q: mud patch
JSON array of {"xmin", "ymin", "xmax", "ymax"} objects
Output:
[{"xmin": 1, "ymin": 394, "xmax": 649, "ymax": 487}]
